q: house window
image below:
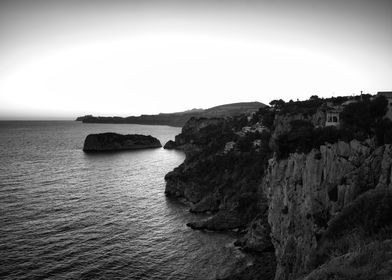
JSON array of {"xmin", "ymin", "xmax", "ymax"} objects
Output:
[{"xmin": 327, "ymin": 115, "xmax": 338, "ymax": 123}]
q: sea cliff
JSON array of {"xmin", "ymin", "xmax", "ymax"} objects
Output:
[
  {"xmin": 264, "ymin": 141, "xmax": 392, "ymax": 279},
  {"xmin": 164, "ymin": 94, "xmax": 392, "ymax": 279}
]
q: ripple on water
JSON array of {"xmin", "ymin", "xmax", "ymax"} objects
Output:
[{"xmin": 0, "ymin": 122, "xmax": 247, "ymax": 280}]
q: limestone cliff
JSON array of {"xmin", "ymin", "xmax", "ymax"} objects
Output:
[
  {"xmin": 164, "ymin": 95, "xmax": 392, "ymax": 280},
  {"xmin": 263, "ymin": 141, "xmax": 392, "ymax": 279},
  {"xmin": 165, "ymin": 115, "xmax": 271, "ymax": 231}
]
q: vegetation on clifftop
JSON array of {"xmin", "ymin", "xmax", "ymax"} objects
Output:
[
  {"xmin": 165, "ymin": 107, "xmax": 275, "ymax": 232},
  {"xmin": 165, "ymin": 93, "xmax": 392, "ymax": 280},
  {"xmin": 276, "ymin": 95, "xmax": 392, "ymax": 159}
]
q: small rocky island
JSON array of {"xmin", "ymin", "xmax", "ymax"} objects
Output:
[{"xmin": 83, "ymin": 133, "xmax": 162, "ymax": 152}]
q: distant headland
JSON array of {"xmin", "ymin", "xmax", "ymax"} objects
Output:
[{"xmin": 75, "ymin": 102, "xmax": 266, "ymax": 127}]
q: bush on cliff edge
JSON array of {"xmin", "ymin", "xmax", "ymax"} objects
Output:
[
  {"xmin": 276, "ymin": 96, "xmax": 391, "ymax": 159},
  {"xmin": 310, "ymin": 189, "xmax": 392, "ymax": 269}
]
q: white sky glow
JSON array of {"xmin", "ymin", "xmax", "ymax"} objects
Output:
[{"xmin": 0, "ymin": 0, "xmax": 391, "ymax": 119}]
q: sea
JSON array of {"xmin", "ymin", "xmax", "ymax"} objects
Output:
[{"xmin": 0, "ymin": 121, "xmax": 250, "ymax": 280}]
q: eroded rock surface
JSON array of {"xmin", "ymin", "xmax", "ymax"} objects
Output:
[
  {"xmin": 164, "ymin": 96, "xmax": 392, "ymax": 280},
  {"xmin": 263, "ymin": 142, "xmax": 392, "ymax": 280}
]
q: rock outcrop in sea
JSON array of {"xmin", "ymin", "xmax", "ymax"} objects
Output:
[
  {"xmin": 83, "ymin": 133, "xmax": 161, "ymax": 152},
  {"xmin": 164, "ymin": 94, "xmax": 392, "ymax": 279}
]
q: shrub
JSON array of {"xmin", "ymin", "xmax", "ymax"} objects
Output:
[
  {"xmin": 310, "ymin": 190, "xmax": 392, "ymax": 274},
  {"xmin": 276, "ymin": 124, "xmax": 314, "ymax": 159},
  {"xmin": 307, "ymin": 240, "xmax": 392, "ymax": 280},
  {"xmin": 276, "ymin": 121, "xmax": 348, "ymax": 159},
  {"xmin": 269, "ymin": 99, "xmax": 285, "ymax": 108},
  {"xmin": 255, "ymin": 107, "xmax": 275, "ymax": 129},
  {"xmin": 340, "ymin": 95, "xmax": 388, "ymax": 136},
  {"xmin": 310, "ymin": 189, "xmax": 392, "ymax": 268},
  {"xmin": 324, "ymin": 189, "xmax": 392, "ymax": 240},
  {"xmin": 275, "ymin": 96, "xmax": 390, "ymax": 159},
  {"xmin": 279, "ymin": 98, "xmax": 324, "ymax": 116}
]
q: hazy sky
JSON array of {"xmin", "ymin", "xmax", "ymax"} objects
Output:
[{"xmin": 0, "ymin": 0, "xmax": 391, "ymax": 119}]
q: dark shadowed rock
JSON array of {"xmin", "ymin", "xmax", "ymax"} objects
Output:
[
  {"xmin": 186, "ymin": 211, "xmax": 246, "ymax": 231},
  {"xmin": 83, "ymin": 133, "xmax": 161, "ymax": 152},
  {"xmin": 163, "ymin": 140, "xmax": 177, "ymax": 149},
  {"xmin": 219, "ymin": 253, "xmax": 276, "ymax": 280}
]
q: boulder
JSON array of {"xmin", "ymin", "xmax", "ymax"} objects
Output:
[
  {"xmin": 83, "ymin": 133, "xmax": 161, "ymax": 152},
  {"xmin": 163, "ymin": 140, "xmax": 177, "ymax": 149}
]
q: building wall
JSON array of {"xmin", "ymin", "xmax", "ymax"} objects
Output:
[{"xmin": 325, "ymin": 112, "xmax": 340, "ymax": 126}]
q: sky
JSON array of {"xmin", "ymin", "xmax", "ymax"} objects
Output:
[{"xmin": 0, "ymin": 0, "xmax": 391, "ymax": 119}]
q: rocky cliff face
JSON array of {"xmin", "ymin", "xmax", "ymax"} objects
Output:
[
  {"xmin": 263, "ymin": 140, "xmax": 392, "ymax": 279},
  {"xmin": 164, "ymin": 96, "xmax": 392, "ymax": 280},
  {"xmin": 164, "ymin": 117, "xmax": 227, "ymax": 202},
  {"xmin": 165, "ymin": 116, "xmax": 271, "ymax": 231},
  {"xmin": 164, "ymin": 112, "xmax": 277, "ymax": 279}
]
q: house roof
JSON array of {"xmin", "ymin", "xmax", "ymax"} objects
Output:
[
  {"xmin": 325, "ymin": 103, "xmax": 343, "ymax": 113},
  {"xmin": 326, "ymin": 110, "xmax": 341, "ymax": 114}
]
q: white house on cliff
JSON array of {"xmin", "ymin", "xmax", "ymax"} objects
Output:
[{"xmin": 324, "ymin": 92, "xmax": 392, "ymax": 127}]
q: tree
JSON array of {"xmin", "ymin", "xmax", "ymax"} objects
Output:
[
  {"xmin": 269, "ymin": 99, "xmax": 285, "ymax": 108},
  {"xmin": 340, "ymin": 95, "xmax": 388, "ymax": 135},
  {"xmin": 310, "ymin": 95, "xmax": 319, "ymax": 100}
]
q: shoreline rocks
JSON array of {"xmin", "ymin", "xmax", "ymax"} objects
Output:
[
  {"xmin": 83, "ymin": 133, "xmax": 162, "ymax": 152},
  {"xmin": 163, "ymin": 140, "xmax": 177, "ymax": 149},
  {"xmin": 163, "ymin": 94, "xmax": 392, "ymax": 280}
]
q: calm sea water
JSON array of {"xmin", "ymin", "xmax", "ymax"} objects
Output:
[{"xmin": 0, "ymin": 121, "xmax": 249, "ymax": 280}]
